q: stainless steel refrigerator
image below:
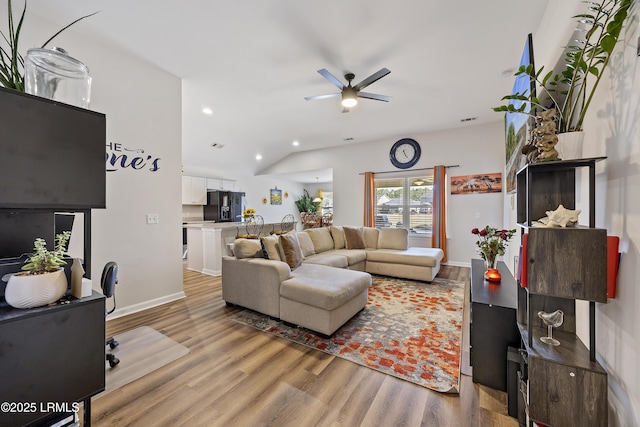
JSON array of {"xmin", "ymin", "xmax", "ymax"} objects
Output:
[{"xmin": 203, "ymin": 191, "xmax": 245, "ymax": 222}]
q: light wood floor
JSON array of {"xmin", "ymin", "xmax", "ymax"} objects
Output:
[{"xmin": 90, "ymin": 265, "xmax": 518, "ymax": 427}]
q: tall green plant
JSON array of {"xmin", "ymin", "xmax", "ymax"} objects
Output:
[
  {"xmin": 494, "ymin": 0, "xmax": 632, "ymax": 132},
  {"xmin": 0, "ymin": 0, "xmax": 98, "ymax": 90},
  {"xmin": 294, "ymin": 189, "xmax": 321, "ymax": 213}
]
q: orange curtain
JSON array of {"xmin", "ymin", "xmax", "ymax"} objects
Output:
[
  {"xmin": 363, "ymin": 172, "xmax": 375, "ymax": 226},
  {"xmin": 431, "ymin": 165, "xmax": 447, "ymax": 262}
]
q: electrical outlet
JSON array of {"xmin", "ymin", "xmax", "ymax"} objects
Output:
[{"xmin": 146, "ymin": 213, "xmax": 159, "ymax": 224}]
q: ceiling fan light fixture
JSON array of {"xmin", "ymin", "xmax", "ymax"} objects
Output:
[{"xmin": 341, "ymin": 87, "xmax": 358, "ymax": 108}]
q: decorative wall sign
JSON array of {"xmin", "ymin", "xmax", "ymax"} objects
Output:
[
  {"xmin": 451, "ymin": 173, "xmax": 502, "ymax": 195},
  {"xmin": 270, "ymin": 188, "xmax": 282, "ymax": 205},
  {"xmin": 106, "ymin": 142, "xmax": 161, "ymax": 172}
]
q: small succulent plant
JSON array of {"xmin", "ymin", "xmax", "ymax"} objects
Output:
[{"xmin": 21, "ymin": 231, "xmax": 71, "ymax": 275}]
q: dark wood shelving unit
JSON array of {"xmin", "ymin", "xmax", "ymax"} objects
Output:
[{"xmin": 516, "ymin": 157, "xmax": 608, "ymax": 427}]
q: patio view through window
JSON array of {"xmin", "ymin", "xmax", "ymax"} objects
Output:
[{"xmin": 374, "ymin": 175, "xmax": 433, "ymax": 237}]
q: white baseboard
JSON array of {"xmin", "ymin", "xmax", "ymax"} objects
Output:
[
  {"xmin": 106, "ymin": 291, "xmax": 187, "ymax": 321},
  {"xmin": 202, "ymin": 268, "xmax": 221, "ymax": 277},
  {"xmin": 443, "ymin": 261, "xmax": 471, "ymax": 268}
]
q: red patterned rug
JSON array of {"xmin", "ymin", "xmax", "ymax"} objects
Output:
[{"xmin": 228, "ymin": 275, "xmax": 464, "ymax": 393}]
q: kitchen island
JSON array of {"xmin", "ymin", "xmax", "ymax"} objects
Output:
[{"xmin": 184, "ymin": 221, "xmax": 282, "ymax": 276}]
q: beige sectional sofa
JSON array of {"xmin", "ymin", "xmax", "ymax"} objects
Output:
[{"xmin": 222, "ymin": 225, "xmax": 444, "ymax": 336}]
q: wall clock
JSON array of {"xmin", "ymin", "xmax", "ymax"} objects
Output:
[{"xmin": 390, "ymin": 138, "xmax": 421, "ymax": 169}]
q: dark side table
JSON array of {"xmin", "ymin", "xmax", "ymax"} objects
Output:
[{"xmin": 469, "ymin": 259, "xmax": 520, "ymax": 392}]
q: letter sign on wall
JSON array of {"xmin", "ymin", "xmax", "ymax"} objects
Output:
[{"xmin": 106, "ymin": 142, "xmax": 161, "ymax": 172}]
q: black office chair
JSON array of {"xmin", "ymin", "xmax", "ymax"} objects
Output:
[{"xmin": 102, "ymin": 261, "xmax": 120, "ymax": 368}]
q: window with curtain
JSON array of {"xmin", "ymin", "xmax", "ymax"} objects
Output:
[{"xmin": 374, "ymin": 175, "xmax": 434, "ymax": 238}]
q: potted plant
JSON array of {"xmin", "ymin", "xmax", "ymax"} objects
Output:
[
  {"xmin": 0, "ymin": 0, "xmax": 97, "ymax": 90},
  {"xmin": 4, "ymin": 231, "xmax": 71, "ymax": 309},
  {"xmin": 294, "ymin": 189, "xmax": 321, "ymax": 213},
  {"xmin": 493, "ymin": 0, "xmax": 632, "ymax": 159}
]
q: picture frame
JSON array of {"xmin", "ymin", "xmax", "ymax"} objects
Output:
[
  {"xmin": 270, "ymin": 188, "xmax": 282, "ymax": 205},
  {"xmin": 450, "ymin": 173, "xmax": 502, "ymax": 195}
]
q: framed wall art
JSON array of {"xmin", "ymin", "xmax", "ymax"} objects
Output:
[{"xmin": 451, "ymin": 173, "xmax": 502, "ymax": 195}]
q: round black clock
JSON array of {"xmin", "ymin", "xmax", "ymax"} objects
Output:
[{"xmin": 390, "ymin": 138, "xmax": 421, "ymax": 169}]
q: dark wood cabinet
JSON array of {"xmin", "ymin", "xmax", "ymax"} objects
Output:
[
  {"xmin": 469, "ymin": 259, "xmax": 520, "ymax": 392},
  {"xmin": 516, "ymin": 157, "xmax": 608, "ymax": 427},
  {"xmin": 0, "ymin": 292, "xmax": 105, "ymax": 426}
]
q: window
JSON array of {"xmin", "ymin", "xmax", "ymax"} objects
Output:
[
  {"xmin": 374, "ymin": 175, "xmax": 433, "ymax": 237},
  {"xmin": 320, "ymin": 191, "xmax": 333, "ymax": 214}
]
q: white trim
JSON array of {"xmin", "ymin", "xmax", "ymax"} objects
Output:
[
  {"xmin": 443, "ymin": 260, "xmax": 471, "ymax": 268},
  {"xmin": 106, "ymin": 291, "xmax": 186, "ymax": 321}
]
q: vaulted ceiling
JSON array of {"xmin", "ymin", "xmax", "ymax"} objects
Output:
[{"xmin": 26, "ymin": 0, "xmax": 550, "ymax": 181}]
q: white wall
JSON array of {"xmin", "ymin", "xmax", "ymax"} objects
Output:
[
  {"xmin": 18, "ymin": 12, "xmax": 185, "ymax": 316},
  {"xmin": 260, "ymin": 121, "xmax": 506, "ymax": 265},
  {"xmin": 583, "ymin": 12, "xmax": 640, "ymax": 426}
]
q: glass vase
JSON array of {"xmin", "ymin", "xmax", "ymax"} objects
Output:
[{"xmin": 484, "ymin": 255, "xmax": 501, "ymax": 282}]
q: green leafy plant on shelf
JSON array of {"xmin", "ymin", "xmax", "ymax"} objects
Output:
[
  {"xmin": 20, "ymin": 231, "xmax": 71, "ymax": 275},
  {"xmin": 0, "ymin": 0, "xmax": 98, "ymax": 90},
  {"xmin": 294, "ymin": 189, "xmax": 321, "ymax": 213},
  {"xmin": 493, "ymin": 0, "xmax": 632, "ymax": 133}
]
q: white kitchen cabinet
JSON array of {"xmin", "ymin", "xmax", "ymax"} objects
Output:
[
  {"xmin": 206, "ymin": 178, "xmax": 222, "ymax": 190},
  {"xmin": 182, "ymin": 176, "xmax": 207, "ymax": 205},
  {"xmin": 206, "ymin": 178, "xmax": 235, "ymax": 191}
]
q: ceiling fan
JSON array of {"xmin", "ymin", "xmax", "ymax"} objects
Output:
[{"xmin": 304, "ymin": 68, "xmax": 391, "ymax": 112}]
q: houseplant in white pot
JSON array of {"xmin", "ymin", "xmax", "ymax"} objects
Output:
[
  {"xmin": 5, "ymin": 231, "xmax": 71, "ymax": 309},
  {"xmin": 494, "ymin": 0, "xmax": 632, "ymax": 160}
]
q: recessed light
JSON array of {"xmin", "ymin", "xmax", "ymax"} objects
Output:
[
  {"xmin": 292, "ymin": 141, "xmax": 300, "ymax": 146},
  {"xmin": 256, "ymin": 154, "xmax": 262, "ymax": 160},
  {"xmin": 202, "ymin": 107, "xmax": 213, "ymax": 115}
]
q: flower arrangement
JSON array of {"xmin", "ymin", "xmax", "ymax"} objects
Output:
[
  {"xmin": 471, "ymin": 226, "xmax": 516, "ymax": 268},
  {"xmin": 242, "ymin": 207, "xmax": 256, "ymax": 219}
]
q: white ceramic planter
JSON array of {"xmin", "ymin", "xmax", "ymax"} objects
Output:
[
  {"xmin": 5, "ymin": 269, "xmax": 68, "ymax": 309},
  {"xmin": 556, "ymin": 131, "xmax": 584, "ymax": 161}
]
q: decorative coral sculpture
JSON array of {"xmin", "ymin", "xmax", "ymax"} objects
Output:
[{"xmin": 533, "ymin": 204, "xmax": 581, "ymax": 227}]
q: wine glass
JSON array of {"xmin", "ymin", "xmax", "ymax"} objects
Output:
[{"xmin": 537, "ymin": 310, "xmax": 564, "ymax": 346}]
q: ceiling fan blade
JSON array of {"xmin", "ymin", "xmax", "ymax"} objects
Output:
[
  {"xmin": 353, "ymin": 68, "xmax": 390, "ymax": 91},
  {"xmin": 305, "ymin": 93, "xmax": 341, "ymax": 101},
  {"xmin": 358, "ymin": 92, "xmax": 392, "ymax": 102},
  {"xmin": 317, "ymin": 68, "xmax": 345, "ymax": 90}
]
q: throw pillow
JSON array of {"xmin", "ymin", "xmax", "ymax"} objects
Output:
[
  {"xmin": 378, "ymin": 228, "xmax": 408, "ymax": 250},
  {"xmin": 304, "ymin": 228, "xmax": 334, "ymax": 253},
  {"xmin": 260, "ymin": 235, "xmax": 281, "ymax": 261},
  {"xmin": 362, "ymin": 227, "xmax": 380, "ymax": 249},
  {"xmin": 343, "ymin": 226, "xmax": 365, "ymax": 249},
  {"xmin": 233, "ymin": 238, "xmax": 264, "ymax": 259},
  {"xmin": 279, "ymin": 233, "xmax": 303, "ymax": 269},
  {"xmin": 296, "ymin": 232, "xmax": 316, "ymax": 258},
  {"xmin": 330, "ymin": 226, "xmax": 346, "ymax": 249}
]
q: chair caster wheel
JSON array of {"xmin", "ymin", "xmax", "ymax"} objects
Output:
[
  {"xmin": 107, "ymin": 353, "xmax": 120, "ymax": 368},
  {"xmin": 109, "ymin": 339, "xmax": 119, "ymax": 349}
]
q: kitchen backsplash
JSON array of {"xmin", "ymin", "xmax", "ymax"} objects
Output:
[{"xmin": 182, "ymin": 205, "xmax": 203, "ymax": 222}]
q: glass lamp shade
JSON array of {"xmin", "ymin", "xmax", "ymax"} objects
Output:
[{"xmin": 341, "ymin": 87, "xmax": 358, "ymax": 107}]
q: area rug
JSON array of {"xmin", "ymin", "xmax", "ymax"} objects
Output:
[
  {"xmin": 95, "ymin": 326, "xmax": 190, "ymax": 398},
  {"xmin": 228, "ymin": 275, "xmax": 464, "ymax": 393}
]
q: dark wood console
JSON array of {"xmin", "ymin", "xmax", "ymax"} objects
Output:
[
  {"xmin": 0, "ymin": 292, "xmax": 105, "ymax": 426},
  {"xmin": 469, "ymin": 259, "xmax": 520, "ymax": 392}
]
